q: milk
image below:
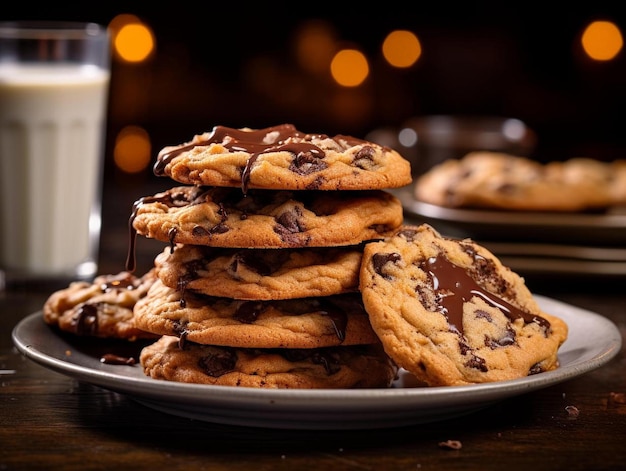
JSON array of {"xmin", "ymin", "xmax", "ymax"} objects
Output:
[{"xmin": 0, "ymin": 64, "xmax": 110, "ymax": 278}]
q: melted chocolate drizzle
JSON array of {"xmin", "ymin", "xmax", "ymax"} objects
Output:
[
  {"xmin": 153, "ymin": 124, "xmax": 366, "ymax": 194},
  {"xmin": 421, "ymin": 254, "xmax": 551, "ymax": 334}
]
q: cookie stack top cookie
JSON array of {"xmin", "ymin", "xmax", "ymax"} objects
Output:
[{"xmin": 153, "ymin": 123, "xmax": 412, "ymax": 192}]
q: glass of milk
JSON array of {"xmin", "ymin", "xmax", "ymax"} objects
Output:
[{"xmin": 0, "ymin": 22, "xmax": 110, "ymax": 290}]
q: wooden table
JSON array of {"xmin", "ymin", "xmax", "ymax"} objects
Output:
[{"xmin": 1, "ymin": 179, "xmax": 625, "ymax": 471}]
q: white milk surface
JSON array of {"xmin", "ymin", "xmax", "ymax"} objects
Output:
[{"xmin": 0, "ymin": 64, "xmax": 110, "ymax": 276}]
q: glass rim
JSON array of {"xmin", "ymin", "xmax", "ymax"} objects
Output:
[{"xmin": 0, "ymin": 21, "xmax": 107, "ymax": 39}]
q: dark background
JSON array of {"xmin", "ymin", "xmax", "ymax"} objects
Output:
[{"xmin": 5, "ymin": 3, "xmax": 626, "ymax": 167}]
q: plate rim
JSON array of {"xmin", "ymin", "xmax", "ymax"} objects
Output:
[
  {"xmin": 11, "ymin": 295, "xmax": 622, "ymax": 429},
  {"xmin": 394, "ymin": 186, "xmax": 626, "ymax": 229}
]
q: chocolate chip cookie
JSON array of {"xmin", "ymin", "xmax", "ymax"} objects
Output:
[
  {"xmin": 153, "ymin": 124, "xmax": 412, "ymax": 192},
  {"xmin": 154, "ymin": 244, "xmax": 362, "ymax": 300},
  {"xmin": 43, "ymin": 270, "xmax": 159, "ymax": 340},
  {"xmin": 131, "ymin": 186, "xmax": 403, "ymax": 249},
  {"xmin": 359, "ymin": 224, "xmax": 568, "ymax": 386},
  {"xmin": 133, "ymin": 279, "xmax": 379, "ymax": 348},
  {"xmin": 140, "ymin": 335, "xmax": 398, "ymax": 388},
  {"xmin": 415, "ymin": 151, "xmax": 614, "ymax": 211}
]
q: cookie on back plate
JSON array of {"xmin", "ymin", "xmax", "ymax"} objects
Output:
[
  {"xmin": 359, "ymin": 224, "xmax": 568, "ymax": 386},
  {"xmin": 153, "ymin": 124, "xmax": 412, "ymax": 191},
  {"xmin": 415, "ymin": 152, "xmax": 613, "ymax": 211}
]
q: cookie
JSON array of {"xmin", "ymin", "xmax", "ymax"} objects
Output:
[
  {"xmin": 415, "ymin": 151, "xmax": 614, "ymax": 211},
  {"xmin": 154, "ymin": 244, "xmax": 362, "ymax": 300},
  {"xmin": 544, "ymin": 157, "xmax": 617, "ymax": 208},
  {"xmin": 140, "ymin": 335, "xmax": 398, "ymax": 388},
  {"xmin": 610, "ymin": 159, "xmax": 626, "ymax": 204},
  {"xmin": 130, "ymin": 186, "xmax": 403, "ymax": 249},
  {"xmin": 359, "ymin": 224, "xmax": 568, "ymax": 386},
  {"xmin": 133, "ymin": 279, "xmax": 379, "ymax": 348},
  {"xmin": 43, "ymin": 270, "xmax": 159, "ymax": 341},
  {"xmin": 153, "ymin": 124, "xmax": 412, "ymax": 192}
]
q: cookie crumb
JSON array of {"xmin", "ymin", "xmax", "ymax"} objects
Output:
[
  {"xmin": 608, "ymin": 392, "xmax": 626, "ymax": 406},
  {"xmin": 438, "ymin": 440, "xmax": 462, "ymax": 450},
  {"xmin": 565, "ymin": 405, "xmax": 580, "ymax": 419}
]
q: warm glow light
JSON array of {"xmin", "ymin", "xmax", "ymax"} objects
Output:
[
  {"xmin": 109, "ymin": 15, "xmax": 155, "ymax": 63},
  {"xmin": 293, "ymin": 20, "xmax": 338, "ymax": 76},
  {"xmin": 113, "ymin": 126, "xmax": 152, "ymax": 174},
  {"xmin": 382, "ymin": 30, "xmax": 422, "ymax": 68},
  {"xmin": 330, "ymin": 49, "xmax": 369, "ymax": 87},
  {"xmin": 581, "ymin": 20, "xmax": 623, "ymax": 61}
]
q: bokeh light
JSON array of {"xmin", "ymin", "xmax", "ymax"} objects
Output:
[
  {"xmin": 581, "ymin": 20, "xmax": 623, "ymax": 61},
  {"xmin": 113, "ymin": 125, "xmax": 152, "ymax": 174},
  {"xmin": 293, "ymin": 20, "xmax": 338, "ymax": 77},
  {"xmin": 109, "ymin": 14, "xmax": 155, "ymax": 63},
  {"xmin": 382, "ymin": 30, "xmax": 422, "ymax": 68},
  {"xmin": 330, "ymin": 49, "xmax": 369, "ymax": 87}
]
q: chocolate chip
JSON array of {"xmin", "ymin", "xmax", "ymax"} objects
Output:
[
  {"xmin": 233, "ymin": 301, "xmax": 266, "ymax": 323},
  {"xmin": 485, "ymin": 327, "xmax": 516, "ymax": 348},
  {"xmin": 192, "ymin": 226, "xmax": 210, "ymax": 237},
  {"xmin": 464, "ymin": 354, "xmax": 488, "ymax": 372},
  {"xmin": 275, "ymin": 207, "xmax": 304, "ymax": 233},
  {"xmin": 353, "ymin": 145, "xmax": 376, "ymax": 169},
  {"xmin": 372, "ymin": 252, "xmax": 401, "ymax": 279},
  {"xmin": 199, "ymin": 348, "xmax": 238, "ymax": 377},
  {"xmin": 289, "ymin": 150, "xmax": 328, "ymax": 175},
  {"xmin": 397, "ymin": 227, "xmax": 418, "ymax": 241}
]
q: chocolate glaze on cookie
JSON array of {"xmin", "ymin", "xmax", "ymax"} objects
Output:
[
  {"xmin": 421, "ymin": 254, "xmax": 551, "ymax": 335},
  {"xmin": 151, "ymin": 124, "xmax": 411, "ymax": 191},
  {"xmin": 154, "ymin": 124, "xmax": 368, "ymax": 194}
]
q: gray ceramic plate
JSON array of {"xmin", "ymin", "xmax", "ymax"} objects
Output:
[
  {"xmin": 394, "ymin": 186, "xmax": 626, "ymax": 246},
  {"xmin": 12, "ymin": 295, "xmax": 621, "ymax": 430}
]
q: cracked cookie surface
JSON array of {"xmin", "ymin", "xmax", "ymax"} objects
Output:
[
  {"xmin": 154, "ymin": 244, "xmax": 363, "ymax": 300},
  {"xmin": 153, "ymin": 124, "xmax": 412, "ymax": 191},
  {"xmin": 131, "ymin": 186, "xmax": 403, "ymax": 248},
  {"xmin": 359, "ymin": 224, "xmax": 568, "ymax": 386},
  {"xmin": 133, "ymin": 279, "xmax": 379, "ymax": 348},
  {"xmin": 140, "ymin": 335, "xmax": 398, "ymax": 388}
]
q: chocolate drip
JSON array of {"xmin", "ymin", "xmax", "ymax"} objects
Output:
[
  {"xmin": 100, "ymin": 273, "xmax": 136, "ymax": 292},
  {"xmin": 153, "ymin": 124, "xmax": 367, "ymax": 194},
  {"xmin": 126, "ymin": 187, "xmax": 210, "ymax": 273},
  {"xmin": 74, "ymin": 304, "xmax": 99, "ymax": 336},
  {"xmin": 421, "ymin": 254, "xmax": 550, "ymax": 334},
  {"xmin": 316, "ymin": 295, "xmax": 364, "ymax": 342}
]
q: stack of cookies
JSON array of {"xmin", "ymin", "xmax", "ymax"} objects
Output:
[
  {"xmin": 128, "ymin": 124, "xmax": 412, "ymax": 388},
  {"xmin": 42, "ymin": 124, "xmax": 569, "ymax": 389}
]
